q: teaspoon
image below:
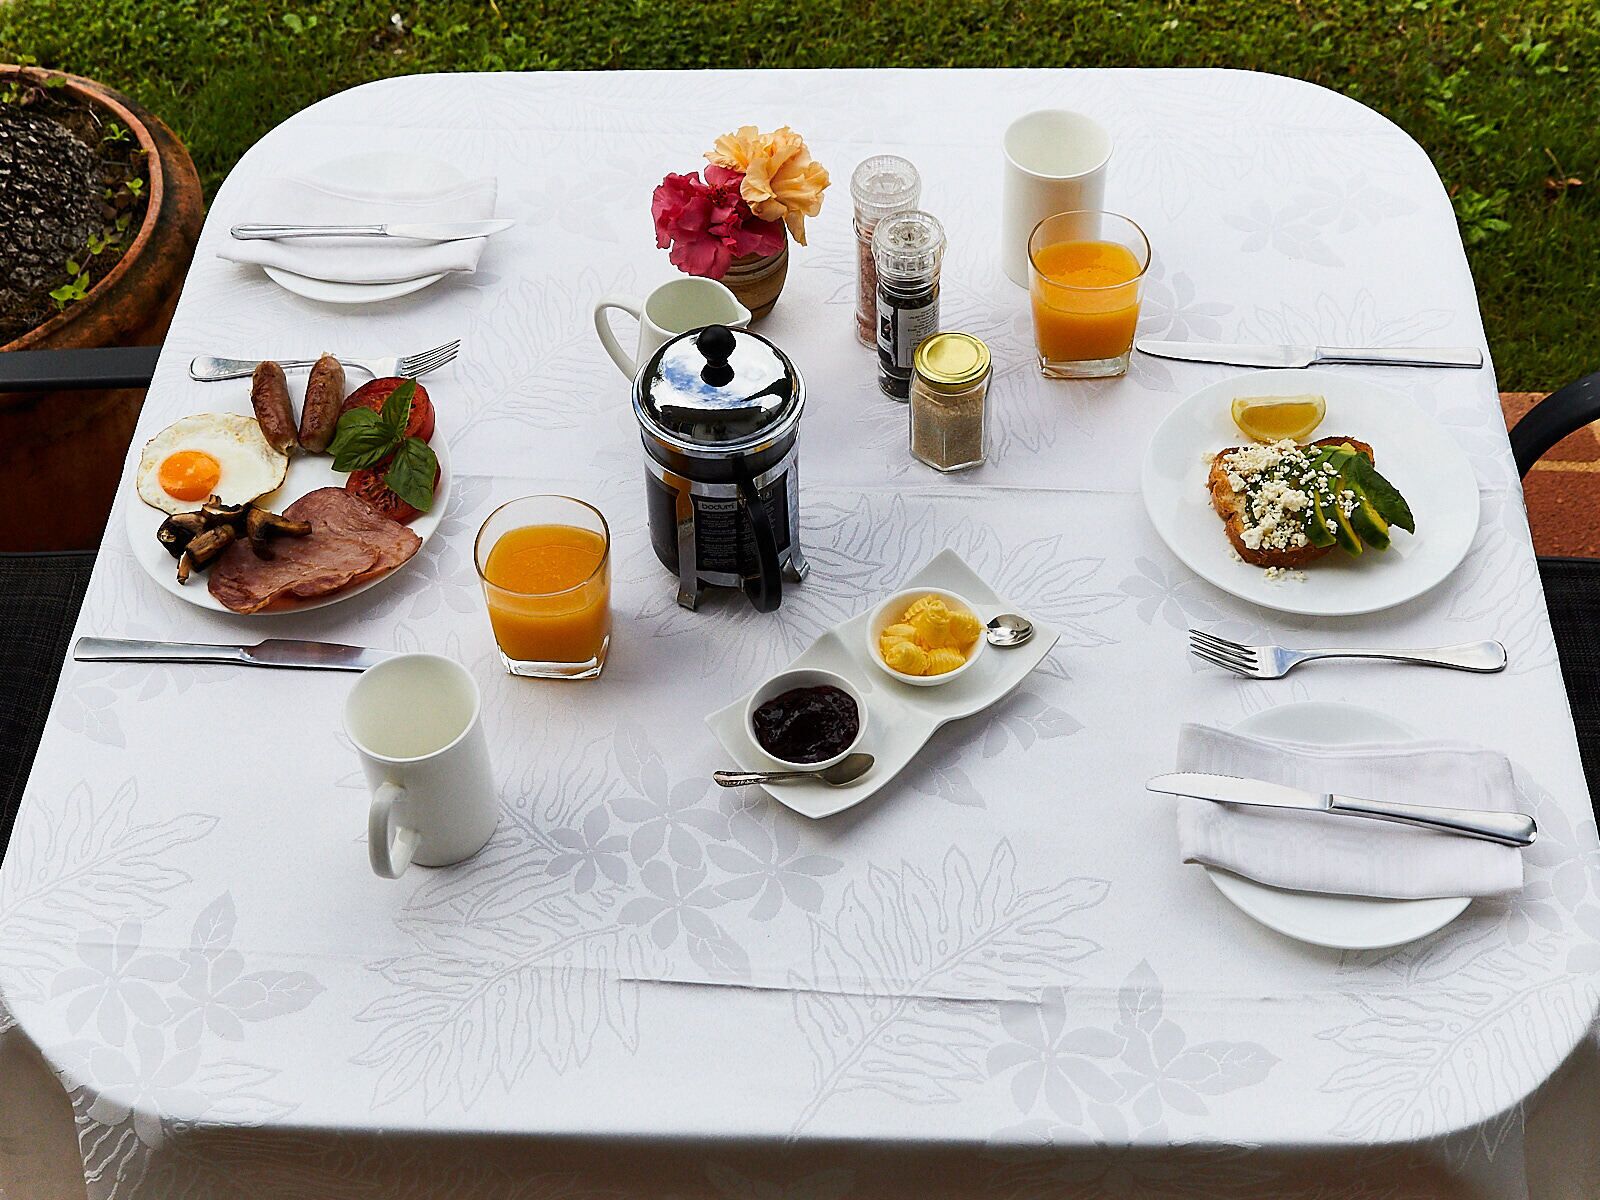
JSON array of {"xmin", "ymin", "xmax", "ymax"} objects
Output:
[
  {"xmin": 985, "ymin": 613, "xmax": 1035, "ymax": 648},
  {"xmin": 714, "ymin": 752, "xmax": 875, "ymax": 788}
]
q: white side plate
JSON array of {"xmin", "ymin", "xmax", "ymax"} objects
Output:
[
  {"xmin": 1205, "ymin": 701, "xmax": 1471, "ymax": 950},
  {"xmin": 126, "ymin": 431, "xmax": 452, "ymax": 616},
  {"xmin": 706, "ymin": 550, "xmax": 1060, "ymax": 819},
  {"xmin": 1141, "ymin": 369, "xmax": 1480, "ymax": 616},
  {"xmin": 264, "ymin": 266, "xmax": 445, "ymax": 306},
  {"xmin": 259, "ymin": 152, "xmax": 461, "ymax": 306}
]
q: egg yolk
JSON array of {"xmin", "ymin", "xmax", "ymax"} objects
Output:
[{"xmin": 158, "ymin": 450, "xmax": 222, "ymax": 501}]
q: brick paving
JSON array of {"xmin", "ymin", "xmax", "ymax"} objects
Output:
[{"xmin": 1502, "ymin": 391, "xmax": 1600, "ymax": 558}]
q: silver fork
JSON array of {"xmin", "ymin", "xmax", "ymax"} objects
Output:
[
  {"xmin": 188, "ymin": 338, "xmax": 460, "ymax": 382},
  {"xmin": 1189, "ymin": 629, "xmax": 1508, "ymax": 679}
]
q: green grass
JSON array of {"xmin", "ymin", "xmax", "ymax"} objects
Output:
[{"xmin": 2, "ymin": 0, "xmax": 1595, "ymax": 389}]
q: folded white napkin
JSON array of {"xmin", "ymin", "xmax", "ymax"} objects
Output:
[
  {"xmin": 218, "ymin": 175, "xmax": 498, "ymax": 284},
  {"xmin": 1174, "ymin": 723, "xmax": 1525, "ymax": 899}
]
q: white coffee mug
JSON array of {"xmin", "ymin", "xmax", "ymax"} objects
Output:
[
  {"xmin": 1001, "ymin": 109, "xmax": 1113, "ymax": 287},
  {"xmin": 344, "ymin": 654, "xmax": 498, "ymax": 879},
  {"xmin": 594, "ymin": 277, "xmax": 752, "ymax": 378}
]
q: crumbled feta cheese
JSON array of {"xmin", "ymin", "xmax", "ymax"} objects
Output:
[{"xmin": 1220, "ymin": 439, "xmax": 1321, "ymax": 555}]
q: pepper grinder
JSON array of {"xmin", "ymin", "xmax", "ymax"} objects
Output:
[{"xmin": 872, "ymin": 210, "xmax": 946, "ymax": 401}]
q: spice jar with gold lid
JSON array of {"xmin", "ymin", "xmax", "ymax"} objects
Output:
[{"xmin": 910, "ymin": 333, "xmax": 992, "ymax": 473}]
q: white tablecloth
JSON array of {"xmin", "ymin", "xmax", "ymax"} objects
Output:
[{"xmin": 3, "ymin": 68, "xmax": 1598, "ymax": 1199}]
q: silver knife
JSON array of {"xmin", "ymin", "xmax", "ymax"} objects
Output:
[
  {"xmin": 1146, "ymin": 772, "xmax": 1535, "ymax": 847},
  {"xmin": 1134, "ymin": 338, "xmax": 1483, "ymax": 370},
  {"xmin": 229, "ymin": 219, "xmax": 514, "ymax": 242},
  {"xmin": 74, "ymin": 637, "xmax": 392, "ymax": 673}
]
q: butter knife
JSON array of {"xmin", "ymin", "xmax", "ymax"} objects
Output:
[
  {"xmin": 74, "ymin": 637, "xmax": 392, "ymax": 672},
  {"xmin": 1147, "ymin": 772, "xmax": 1535, "ymax": 846},
  {"xmin": 1134, "ymin": 339, "xmax": 1483, "ymax": 370},
  {"xmin": 229, "ymin": 219, "xmax": 514, "ymax": 242}
]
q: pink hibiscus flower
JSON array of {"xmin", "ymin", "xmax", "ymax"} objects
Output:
[{"xmin": 652, "ymin": 169, "xmax": 784, "ymax": 280}]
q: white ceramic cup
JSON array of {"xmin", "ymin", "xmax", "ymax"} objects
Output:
[
  {"xmin": 594, "ymin": 277, "xmax": 752, "ymax": 378},
  {"xmin": 344, "ymin": 654, "xmax": 498, "ymax": 879},
  {"xmin": 1001, "ymin": 110, "xmax": 1113, "ymax": 287}
]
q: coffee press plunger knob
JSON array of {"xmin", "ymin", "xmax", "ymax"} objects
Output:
[{"xmin": 697, "ymin": 325, "xmax": 736, "ymax": 386}]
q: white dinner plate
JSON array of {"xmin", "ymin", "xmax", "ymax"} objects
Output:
[
  {"xmin": 705, "ymin": 550, "xmax": 1060, "ymax": 819},
  {"xmin": 1204, "ymin": 701, "xmax": 1471, "ymax": 950},
  {"xmin": 263, "ymin": 266, "xmax": 445, "ymax": 306},
  {"xmin": 1141, "ymin": 369, "xmax": 1480, "ymax": 616},
  {"xmin": 126, "ymin": 425, "xmax": 452, "ymax": 616},
  {"xmin": 260, "ymin": 152, "xmax": 460, "ymax": 307}
]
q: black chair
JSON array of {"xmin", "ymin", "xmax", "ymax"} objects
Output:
[
  {"xmin": 0, "ymin": 550, "xmax": 96, "ymax": 851},
  {"xmin": 0, "ymin": 348, "xmax": 154, "ymax": 852},
  {"xmin": 1512, "ymin": 370, "xmax": 1600, "ymax": 805},
  {"xmin": 1, "ymin": 352, "xmax": 1598, "ymax": 857}
]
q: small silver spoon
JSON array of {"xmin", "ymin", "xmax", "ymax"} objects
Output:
[
  {"xmin": 986, "ymin": 613, "xmax": 1035, "ymax": 648},
  {"xmin": 714, "ymin": 752, "xmax": 874, "ymax": 789}
]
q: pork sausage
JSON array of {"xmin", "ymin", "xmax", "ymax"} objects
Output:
[
  {"xmin": 249, "ymin": 361, "xmax": 297, "ymax": 454},
  {"xmin": 299, "ymin": 354, "xmax": 346, "ymax": 453}
]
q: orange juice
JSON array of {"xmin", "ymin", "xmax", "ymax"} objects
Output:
[
  {"xmin": 482, "ymin": 524, "xmax": 610, "ymax": 665},
  {"xmin": 1029, "ymin": 239, "xmax": 1144, "ymax": 362}
]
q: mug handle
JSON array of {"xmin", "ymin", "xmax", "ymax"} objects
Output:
[
  {"xmin": 593, "ymin": 295, "xmax": 644, "ymax": 378},
  {"xmin": 369, "ymin": 781, "xmax": 420, "ymax": 879}
]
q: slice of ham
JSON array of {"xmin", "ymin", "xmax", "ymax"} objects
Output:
[{"xmin": 209, "ymin": 487, "xmax": 421, "ymax": 614}]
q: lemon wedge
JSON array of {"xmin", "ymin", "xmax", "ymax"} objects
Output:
[{"xmin": 1231, "ymin": 394, "xmax": 1326, "ymax": 443}]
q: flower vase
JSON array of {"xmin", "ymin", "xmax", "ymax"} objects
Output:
[{"xmin": 722, "ymin": 240, "xmax": 789, "ymax": 321}]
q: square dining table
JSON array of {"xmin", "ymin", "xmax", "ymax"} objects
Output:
[{"xmin": 3, "ymin": 68, "xmax": 1598, "ymax": 1200}]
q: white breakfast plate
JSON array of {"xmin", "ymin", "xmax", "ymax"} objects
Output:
[
  {"xmin": 1204, "ymin": 701, "xmax": 1471, "ymax": 950},
  {"xmin": 706, "ymin": 550, "xmax": 1060, "ymax": 819},
  {"xmin": 126, "ymin": 426, "xmax": 452, "ymax": 615},
  {"xmin": 260, "ymin": 153, "xmax": 459, "ymax": 307},
  {"xmin": 1141, "ymin": 369, "xmax": 1480, "ymax": 616}
]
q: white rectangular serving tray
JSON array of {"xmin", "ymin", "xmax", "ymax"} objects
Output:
[{"xmin": 706, "ymin": 549, "xmax": 1060, "ymax": 818}]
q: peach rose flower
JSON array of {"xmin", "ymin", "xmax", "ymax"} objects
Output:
[{"xmin": 706, "ymin": 125, "xmax": 830, "ymax": 246}]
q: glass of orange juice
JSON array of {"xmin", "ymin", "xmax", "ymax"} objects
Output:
[
  {"xmin": 1028, "ymin": 210, "xmax": 1151, "ymax": 379},
  {"xmin": 474, "ymin": 496, "xmax": 611, "ymax": 679}
]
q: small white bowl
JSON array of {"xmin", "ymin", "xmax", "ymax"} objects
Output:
[
  {"xmin": 744, "ymin": 668, "xmax": 868, "ymax": 771},
  {"xmin": 866, "ymin": 587, "xmax": 987, "ymax": 687}
]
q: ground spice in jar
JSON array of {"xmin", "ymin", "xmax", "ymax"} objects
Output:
[
  {"xmin": 850, "ymin": 156, "xmax": 920, "ymax": 349},
  {"xmin": 910, "ymin": 333, "xmax": 992, "ymax": 472}
]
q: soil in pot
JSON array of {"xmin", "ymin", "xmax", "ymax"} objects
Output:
[{"xmin": 0, "ymin": 70, "xmax": 151, "ymax": 344}]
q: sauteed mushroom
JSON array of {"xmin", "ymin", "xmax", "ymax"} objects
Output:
[
  {"xmin": 156, "ymin": 511, "xmax": 210, "ymax": 559},
  {"xmin": 200, "ymin": 496, "xmax": 250, "ymax": 529},
  {"xmin": 246, "ymin": 506, "xmax": 312, "ymax": 560},
  {"xmin": 175, "ymin": 525, "xmax": 237, "ymax": 585}
]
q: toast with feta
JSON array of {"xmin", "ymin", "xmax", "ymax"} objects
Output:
[{"xmin": 1208, "ymin": 437, "xmax": 1377, "ymax": 569}]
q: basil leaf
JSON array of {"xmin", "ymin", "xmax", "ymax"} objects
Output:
[
  {"xmin": 328, "ymin": 408, "xmax": 398, "ymax": 471},
  {"xmin": 380, "ymin": 379, "xmax": 416, "ymax": 440},
  {"xmin": 382, "ymin": 436, "xmax": 438, "ymax": 513}
]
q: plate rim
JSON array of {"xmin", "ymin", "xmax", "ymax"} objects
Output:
[
  {"xmin": 1203, "ymin": 700, "xmax": 1471, "ymax": 950},
  {"xmin": 264, "ymin": 265, "xmax": 446, "ymax": 305},
  {"xmin": 1139, "ymin": 368, "xmax": 1480, "ymax": 617}
]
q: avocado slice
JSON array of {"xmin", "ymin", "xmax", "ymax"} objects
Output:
[
  {"xmin": 1347, "ymin": 490, "xmax": 1392, "ymax": 550},
  {"xmin": 1314, "ymin": 492, "xmax": 1360, "ymax": 556},
  {"xmin": 1328, "ymin": 495, "xmax": 1363, "ymax": 556},
  {"xmin": 1304, "ymin": 499, "xmax": 1337, "ymax": 548},
  {"xmin": 1341, "ymin": 455, "xmax": 1415, "ymax": 534}
]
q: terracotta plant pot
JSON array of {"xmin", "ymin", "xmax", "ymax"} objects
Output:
[
  {"xmin": 0, "ymin": 67, "xmax": 204, "ymax": 551},
  {"xmin": 722, "ymin": 241, "xmax": 789, "ymax": 322}
]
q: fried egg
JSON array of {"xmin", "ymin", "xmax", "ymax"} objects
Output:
[{"xmin": 136, "ymin": 413, "xmax": 289, "ymax": 514}]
